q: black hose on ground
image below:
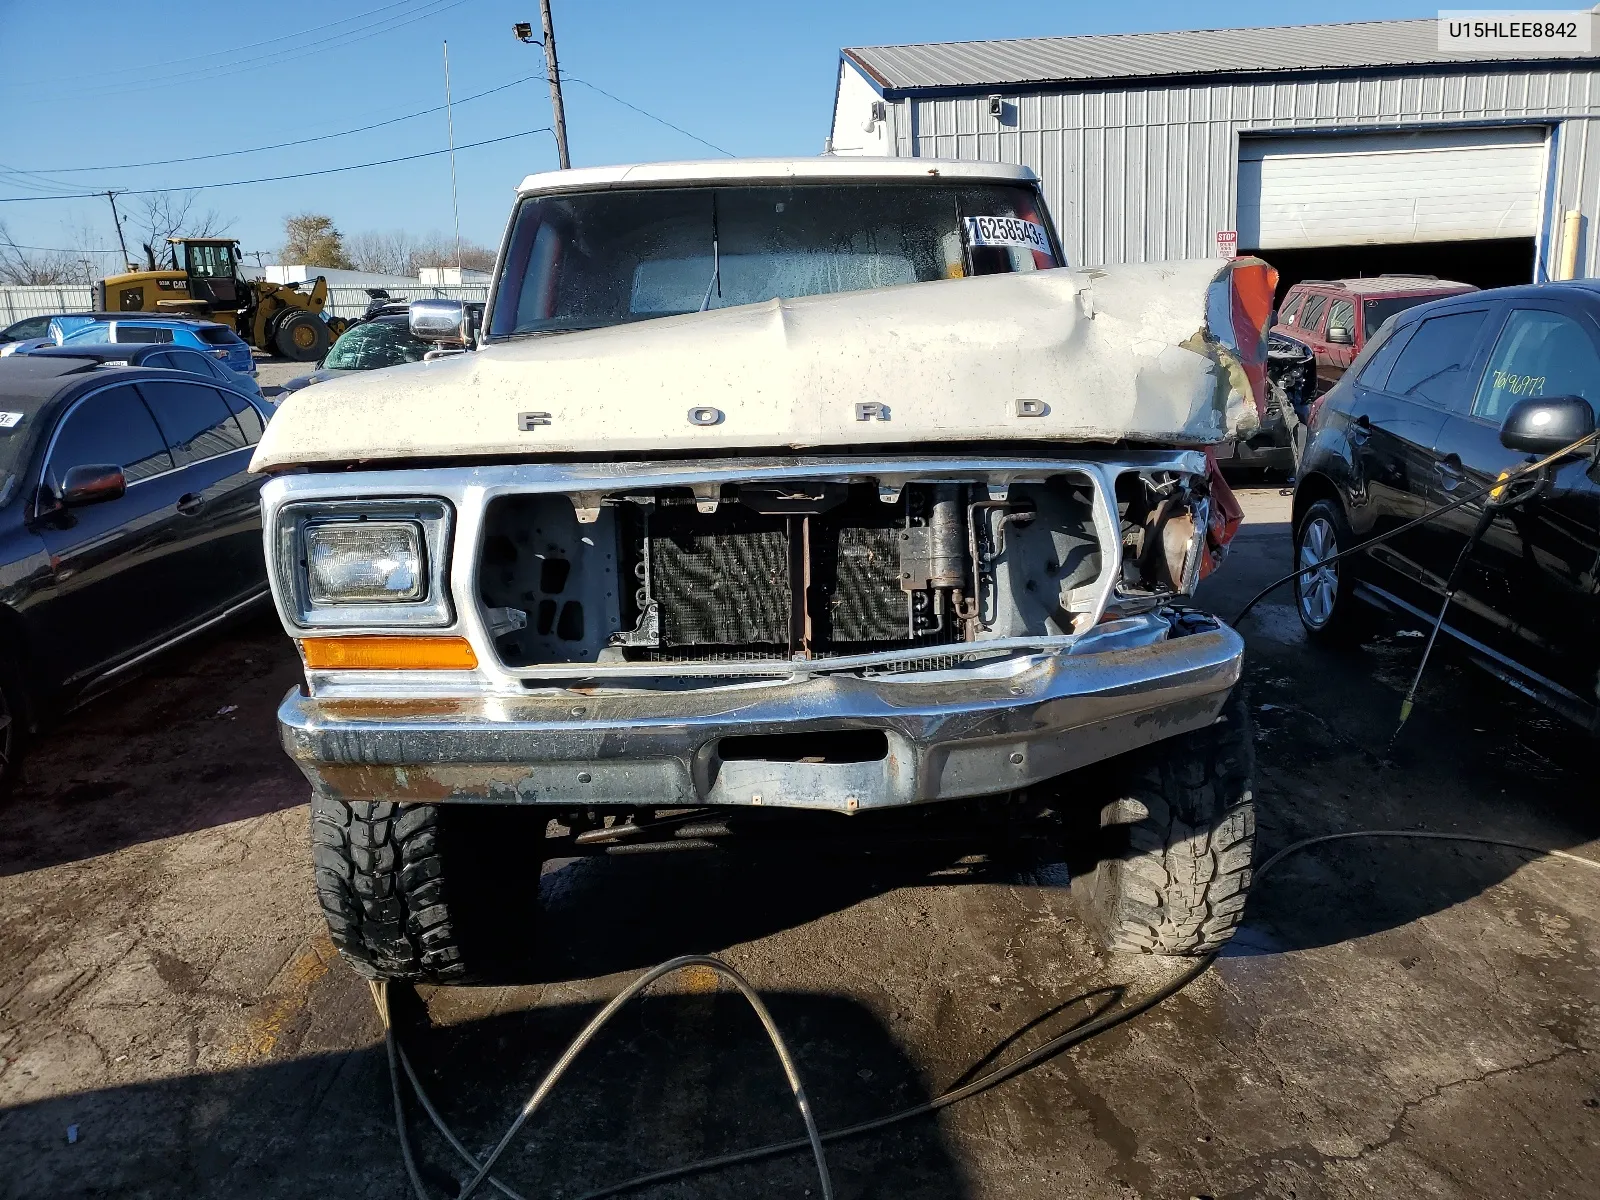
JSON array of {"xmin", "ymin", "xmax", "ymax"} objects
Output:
[{"xmin": 375, "ymin": 830, "xmax": 1599, "ymax": 1200}]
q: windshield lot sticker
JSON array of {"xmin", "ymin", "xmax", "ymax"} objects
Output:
[
  {"xmin": 0, "ymin": 412, "xmax": 22, "ymax": 429},
  {"xmin": 964, "ymin": 216, "xmax": 1053, "ymax": 258}
]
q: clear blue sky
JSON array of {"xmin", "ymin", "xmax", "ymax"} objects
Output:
[{"xmin": 0, "ymin": 1, "xmax": 1435, "ymax": 265}]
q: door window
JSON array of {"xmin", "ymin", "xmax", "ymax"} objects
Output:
[
  {"xmin": 115, "ymin": 325, "xmax": 173, "ymax": 344},
  {"xmin": 45, "ymin": 384, "xmax": 173, "ymax": 492},
  {"xmin": 135, "ymin": 379, "xmax": 248, "ymax": 464},
  {"xmin": 1471, "ymin": 308, "xmax": 1600, "ymax": 422},
  {"xmin": 1298, "ymin": 294, "xmax": 1330, "ymax": 335},
  {"xmin": 160, "ymin": 348, "xmax": 214, "ymax": 378},
  {"xmin": 220, "ymin": 390, "xmax": 265, "ymax": 444},
  {"xmin": 1381, "ymin": 310, "xmax": 1489, "ymax": 411},
  {"xmin": 185, "ymin": 243, "xmax": 236, "ymax": 279},
  {"xmin": 1278, "ymin": 291, "xmax": 1305, "ymax": 325},
  {"xmin": 1326, "ymin": 300, "xmax": 1355, "ymax": 340}
]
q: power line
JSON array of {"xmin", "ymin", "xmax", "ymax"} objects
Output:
[
  {"xmin": 0, "ymin": 128, "xmax": 553, "ymax": 203},
  {"xmin": 1, "ymin": 243, "xmax": 122, "ymax": 254},
  {"xmin": 18, "ymin": 0, "xmax": 471, "ymax": 105},
  {"xmin": 561, "ymin": 74, "xmax": 734, "ymax": 157},
  {"xmin": 15, "ymin": 75, "xmax": 540, "ymax": 175}
]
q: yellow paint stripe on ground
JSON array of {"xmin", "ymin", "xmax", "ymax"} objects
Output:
[{"xmin": 225, "ymin": 933, "xmax": 336, "ymax": 1065}]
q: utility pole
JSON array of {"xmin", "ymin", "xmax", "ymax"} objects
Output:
[
  {"xmin": 104, "ymin": 190, "xmax": 131, "ymax": 268},
  {"xmin": 540, "ymin": 1, "xmax": 570, "ymax": 168},
  {"xmin": 514, "ymin": 8, "xmax": 570, "ymax": 169}
]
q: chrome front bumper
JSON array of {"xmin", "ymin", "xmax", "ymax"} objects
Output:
[{"xmin": 278, "ymin": 617, "xmax": 1244, "ymax": 813}]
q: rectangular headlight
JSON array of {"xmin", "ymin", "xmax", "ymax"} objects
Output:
[
  {"xmin": 274, "ymin": 498, "xmax": 454, "ymax": 630},
  {"xmin": 306, "ymin": 521, "xmax": 425, "ymax": 605}
]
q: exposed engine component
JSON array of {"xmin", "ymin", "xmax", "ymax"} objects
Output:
[{"xmin": 478, "ymin": 474, "xmax": 1125, "ymax": 670}]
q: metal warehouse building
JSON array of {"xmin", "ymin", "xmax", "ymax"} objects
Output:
[{"xmin": 828, "ymin": 18, "xmax": 1600, "ymax": 290}]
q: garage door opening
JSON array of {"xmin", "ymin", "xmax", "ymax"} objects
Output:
[
  {"xmin": 1237, "ymin": 126, "xmax": 1547, "ymax": 302},
  {"xmin": 1246, "ymin": 237, "xmax": 1537, "ymax": 302}
]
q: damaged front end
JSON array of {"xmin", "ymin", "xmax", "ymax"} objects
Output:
[{"xmin": 267, "ymin": 451, "xmax": 1243, "ymax": 813}]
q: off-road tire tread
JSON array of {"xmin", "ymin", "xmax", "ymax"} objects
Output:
[
  {"xmin": 310, "ymin": 796, "xmax": 471, "ymax": 983},
  {"xmin": 1080, "ymin": 686, "xmax": 1256, "ymax": 955}
]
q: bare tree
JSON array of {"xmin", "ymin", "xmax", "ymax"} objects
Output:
[
  {"xmin": 125, "ymin": 192, "xmax": 232, "ymax": 268},
  {"xmin": 346, "ymin": 229, "xmax": 420, "ymax": 276},
  {"xmin": 411, "ymin": 235, "xmax": 497, "ymax": 274},
  {"xmin": 0, "ymin": 222, "xmax": 83, "ymax": 284},
  {"xmin": 343, "ymin": 228, "xmax": 496, "ymax": 277}
]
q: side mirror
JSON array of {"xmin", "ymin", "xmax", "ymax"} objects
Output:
[
  {"xmin": 1499, "ymin": 395, "xmax": 1597, "ymax": 455},
  {"xmin": 1326, "ymin": 324, "xmax": 1353, "ymax": 345},
  {"xmin": 409, "ymin": 299, "xmax": 470, "ymax": 345},
  {"xmin": 60, "ymin": 464, "xmax": 126, "ymax": 507}
]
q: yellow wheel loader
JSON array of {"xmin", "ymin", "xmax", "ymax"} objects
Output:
[{"xmin": 96, "ymin": 238, "xmax": 348, "ymax": 362}]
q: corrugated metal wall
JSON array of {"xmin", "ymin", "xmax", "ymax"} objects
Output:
[{"xmin": 889, "ymin": 67, "xmax": 1600, "ymax": 277}]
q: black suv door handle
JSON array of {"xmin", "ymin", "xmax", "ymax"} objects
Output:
[
  {"xmin": 176, "ymin": 492, "xmax": 205, "ymax": 517},
  {"xmin": 1349, "ymin": 413, "xmax": 1372, "ymax": 445},
  {"xmin": 1436, "ymin": 454, "xmax": 1465, "ymax": 490}
]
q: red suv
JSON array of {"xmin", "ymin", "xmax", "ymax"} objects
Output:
[{"xmin": 1272, "ymin": 275, "xmax": 1477, "ymax": 394}]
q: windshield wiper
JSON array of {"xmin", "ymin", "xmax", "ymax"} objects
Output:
[{"xmin": 698, "ymin": 193, "xmax": 721, "ymax": 312}]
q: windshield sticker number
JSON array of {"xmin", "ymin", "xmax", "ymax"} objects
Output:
[
  {"xmin": 964, "ymin": 216, "xmax": 1053, "ymax": 258},
  {"xmin": 0, "ymin": 412, "xmax": 22, "ymax": 430}
]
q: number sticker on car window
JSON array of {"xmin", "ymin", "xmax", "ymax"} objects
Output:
[{"xmin": 963, "ymin": 216, "xmax": 1053, "ymax": 258}]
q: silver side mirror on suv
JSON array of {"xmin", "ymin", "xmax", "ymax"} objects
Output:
[
  {"xmin": 409, "ymin": 299, "xmax": 471, "ymax": 346},
  {"xmin": 1325, "ymin": 323, "xmax": 1352, "ymax": 345}
]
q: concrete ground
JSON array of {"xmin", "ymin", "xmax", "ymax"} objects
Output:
[
  {"xmin": 254, "ymin": 355, "xmax": 310, "ymax": 398},
  {"xmin": 1, "ymin": 485, "xmax": 1596, "ymax": 1199}
]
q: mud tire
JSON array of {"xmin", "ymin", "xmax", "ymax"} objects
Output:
[
  {"xmin": 310, "ymin": 796, "xmax": 544, "ymax": 983},
  {"xmin": 1075, "ymin": 685, "xmax": 1256, "ymax": 955}
]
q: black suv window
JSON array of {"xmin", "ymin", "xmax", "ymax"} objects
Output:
[
  {"xmin": 1355, "ymin": 324, "xmax": 1412, "ymax": 388},
  {"xmin": 46, "ymin": 383, "xmax": 173, "ymax": 490},
  {"xmin": 1381, "ymin": 310, "xmax": 1488, "ymax": 411},
  {"xmin": 136, "ymin": 379, "xmax": 247, "ymax": 463},
  {"xmin": 160, "ymin": 348, "xmax": 222, "ymax": 379},
  {"xmin": 220, "ymin": 390, "xmax": 265, "ymax": 444},
  {"xmin": 1472, "ymin": 308, "xmax": 1600, "ymax": 422}
]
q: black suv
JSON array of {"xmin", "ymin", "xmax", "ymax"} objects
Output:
[{"xmin": 1292, "ymin": 282, "xmax": 1600, "ymax": 728}]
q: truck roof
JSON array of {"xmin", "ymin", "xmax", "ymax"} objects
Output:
[{"xmin": 516, "ymin": 156, "xmax": 1039, "ymax": 197}]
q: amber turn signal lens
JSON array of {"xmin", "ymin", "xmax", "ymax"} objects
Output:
[{"xmin": 300, "ymin": 636, "xmax": 478, "ymax": 670}]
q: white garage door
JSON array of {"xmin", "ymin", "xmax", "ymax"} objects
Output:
[{"xmin": 1237, "ymin": 127, "xmax": 1547, "ymax": 249}]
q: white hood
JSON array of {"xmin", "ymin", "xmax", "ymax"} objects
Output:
[{"xmin": 251, "ymin": 258, "xmax": 1273, "ymax": 472}]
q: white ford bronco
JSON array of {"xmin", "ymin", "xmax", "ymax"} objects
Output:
[{"xmin": 253, "ymin": 158, "xmax": 1272, "ymax": 982}]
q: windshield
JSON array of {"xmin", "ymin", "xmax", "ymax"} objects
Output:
[
  {"xmin": 490, "ymin": 182, "xmax": 1060, "ymax": 338},
  {"xmin": 323, "ymin": 320, "xmax": 432, "ymax": 371},
  {"xmin": 1364, "ymin": 295, "xmax": 1455, "ymax": 340}
]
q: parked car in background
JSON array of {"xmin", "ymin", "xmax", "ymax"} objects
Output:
[
  {"xmin": 1273, "ymin": 275, "xmax": 1478, "ymax": 394},
  {"xmin": 277, "ymin": 300, "xmax": 481, "ymax": 393},
  {"xmin": 0, "ymin": 355, "xmax": 272, "ymax": 792},
  {"xmin": 0, "ymin": 313, "xmax": 119, "ymax": 355},
  {"xmin": 26, "ymin": 343, "xmax": 271, "ymax": 407},
  {"xmin": 1292, "ymin": 281, "xmax": 1600, "ymax": 728},
  {"xmin": 61, "ymin": 317, "xmax": 257, "ymax": 378}
]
